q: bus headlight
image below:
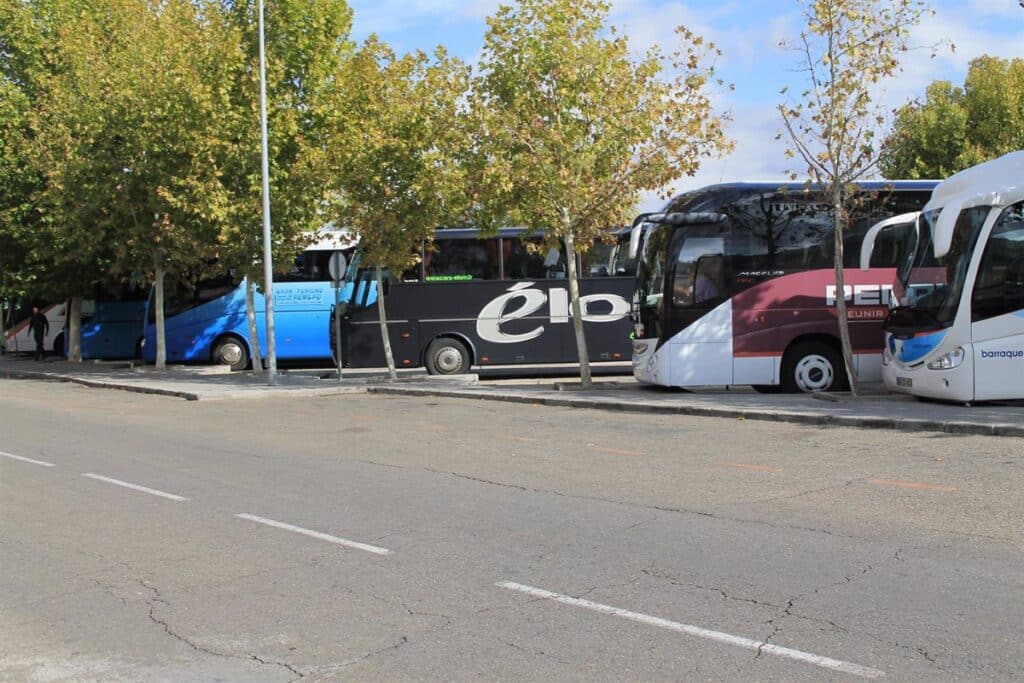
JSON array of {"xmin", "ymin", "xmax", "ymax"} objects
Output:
[
  {"xmin": 927, "ymin": 347, "xmax": 965, "ymax": 371},
  {"xmin": 881, "ymin": 344, "xmax": 892, "ymax": 367}
]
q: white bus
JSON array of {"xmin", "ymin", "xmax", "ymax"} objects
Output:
[
  {"xmin": 2, "ymin": 301, "xmax": 68, "ymax": 356},
  {"xmin": 877, "ymin": 152, "xmax": 1024, "ymax": 402}
]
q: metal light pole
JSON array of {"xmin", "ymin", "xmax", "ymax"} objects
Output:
[{"xmin": 258, "ymin": 0, "xmax": 277, "ymax": 385}]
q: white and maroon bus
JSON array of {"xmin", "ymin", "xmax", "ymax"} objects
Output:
[{"xmin": 630, "ymin": 181, "xmax": 937, "ymax": 393}]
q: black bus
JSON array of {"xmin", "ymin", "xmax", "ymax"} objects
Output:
[{"xmin": 333, "ymin": 227, "xmax": 635, "ymax": 375}]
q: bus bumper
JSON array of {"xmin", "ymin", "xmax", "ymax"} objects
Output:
[
  {"xmin": 882, "ymin": 355, "xmax": 975, "ymax": 403},
  {"xmin": 632, "ymin": 339, "xmax": 663, "ymax": 385}
]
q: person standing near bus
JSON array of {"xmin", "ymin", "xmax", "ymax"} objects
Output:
[{"xmin": 29, "ymin": 305, "xmax": 49, "ymax": 361}]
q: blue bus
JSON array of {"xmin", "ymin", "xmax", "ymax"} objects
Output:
[{"xmin": 142, "ymin": 233, "xmax": 362, "ymax": 370}]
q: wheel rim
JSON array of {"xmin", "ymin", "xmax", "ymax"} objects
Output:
[
  {"xmin": 794, "ymin": 354, "xmax": 834, "ymax": 392},
  {"xmin": 217, "ymin": 341, "xmax": 244, "ymax": 366},
  {"xmin": 433, "ymin": 345, "xmax": 464, "ymax": 374}
]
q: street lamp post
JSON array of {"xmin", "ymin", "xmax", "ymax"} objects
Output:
[{"xmin": 258, "ymin": 0, "xmax": 277, "ymax": 385}]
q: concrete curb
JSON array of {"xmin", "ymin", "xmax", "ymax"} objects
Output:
[
  {"xmin": 0, "ymin": 368, "xmax": 205, "ymax": 401},
  {"xmin": 366, "ymin": 385, "xmax": 1024, "ymax": 438}
]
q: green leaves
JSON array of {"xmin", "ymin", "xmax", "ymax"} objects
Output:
[
  {"xmin": 880, "ymin": 56, "xmax": 1024, "ymax": 179},
  {"xmin": 326, "ymin": 36, "xmax": 470, "ymax": 273},
  {"xmin": 470, "ymin": 0, "xmax": 732, "ymax": 249}
]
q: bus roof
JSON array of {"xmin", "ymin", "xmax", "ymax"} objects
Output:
[
  {"xmin": 925, "ymin": 151, "xmax": 1024, "ymax": 214},
  {"xmin": 665, "ymin": 179, "xmax": 939, "ymax": 206},
  {"xmin": 434, "ymin": 226, "xmax": 629, "ymax": 240},
  {"xmin": 924, "ymin": 152, "xmax": 1024, "ymax": 258}
]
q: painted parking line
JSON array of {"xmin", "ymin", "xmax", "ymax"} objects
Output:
[
  {"xmin": 0, "ymin": 451, "xmax": 56, "ymax": 468},
  {"xmin": 81, "ymin": 473, "xmax": 189, "ymax": 502},
  {"xmin": 503, "ymin": 436, "xmax": 538, "ymax": 443},
  {"xmin": 716, "ymin": 461, "xmax": 782, "ymax": 474},
  {"xmin": 590, "ymin": 446, "xmax": 644, "ymax": 457},
  {"xmin": 870, "ymin": 478, "xmax": 955, "ymax": 493},
  {"xmin": 235, "ymin": 513, "xmax": 392, "ymax": 556},
  {"xmin": 496, "ymin": 581, "xmax": 885, "ymax": 680}
]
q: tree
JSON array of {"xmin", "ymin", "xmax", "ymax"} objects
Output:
[
  {"xmin": 778, "ymin": 0, "xmax": 932, "ymax": 395},
  {"xmin": 470, "ymin": 0, "xmax": 731, "ymax": 387},
  {"xmin": 0, "ymin": 0, "xmax": 131, "ymax": 362},
  {"xmin": 216, "ymin": 0, "xmax": 354, "ymax": 375},
  {"xmin": 327, "ymin": 37, "xmax": 469, "ymax": 380},
  {"xmin": 880, "ymin": 56, "xmax": 1024, "ymax": 179},
  {"xmin": 24, "ymin": 0, "xmax": 238, "ymax": 369}
]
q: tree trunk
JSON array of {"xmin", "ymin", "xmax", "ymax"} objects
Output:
[
  {"xmin": 375, "ymin": 267, "xmax": 397, "ymax": 381},
  {"xmin": 245, "ymin": 277, "xmax": 264, "ymax": 375},
  {"xmin": 832, "ymin": 190, "xmax": 859, "ymax": 396},
  {"xmin": 154, "ymin": 258, "xmax": 167, "ymax": 370},
  {"xmin": 564, "ymin": 231, "xmax": 592, "ymax": 388},
  {"xmin": 67, "ymin": 295, "xmax": 82, "ymax": 362},
  {"xmin": 0, "ymin": 295, "xmax": 7, "ymax": 352}
]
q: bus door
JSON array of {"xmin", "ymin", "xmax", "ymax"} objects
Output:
[
  {"xmin": 664, "ymin": 229, "xmax": 731, "ymax": 385},
  {"xmin": 968, "ymin": 202, "xmax": 1024, "ymax": 401}
]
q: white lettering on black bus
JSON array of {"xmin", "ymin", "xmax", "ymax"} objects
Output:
[{"xmin": 477, "ymin": 282, "xmax": 630, "ymax": 344}]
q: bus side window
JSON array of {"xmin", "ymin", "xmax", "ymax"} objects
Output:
[
  {"xmin": 503, "ymin": 238, "xmax": 548, "ymax": 280},
  {"xmin": 972, "ymin": 202, "xmax": 1024, "ymax": 322},
  {"xmin": 426, "ymin": 238, "xmax": 500, "ymax": 281}
]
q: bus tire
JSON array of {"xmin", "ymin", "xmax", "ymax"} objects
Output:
[
  {"xmin": 424, "ymin": 337, "xmax": 470, "ymax": 375},
  {"xmin": 212, "ymin": 335, "xmax": 249, "ymax": 372},
  {"xmin": 781, "ymin": 340, "xmax": 848, "ymax": 394}
]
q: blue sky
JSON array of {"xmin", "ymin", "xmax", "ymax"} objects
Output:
[{"xmin": 347, "ymin": 0, "xmax": 1024, "ymax": 210}]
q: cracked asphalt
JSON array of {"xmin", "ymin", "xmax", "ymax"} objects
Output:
[{"xmin": 1, "ymin": 378, "xmax": 1021, "ymax": 681}]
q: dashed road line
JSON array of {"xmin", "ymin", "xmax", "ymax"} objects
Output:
[
  {"xmin": 0, "ymin": 451, "xmax": 56, "ymax": 468},
  {"xmin": 235, "ymin": 513, "xmax": 392, "ymax": 556},
  {"xmin": 81, "ymin": 473, "xmax": 189, "ymax": 502},
  {"xmin": 502, "ymin": 436, "xmax": 538, "ymax": 443},
  {"xmin": 716, "ymin": 461, "xmax": 782, "ymax": 473},
  {"xmin": 590, "ymin": 446, "xmax": 644, "ymax": 457},
  {"xmin": 496, "ymin": 581, "xmax": 885, "ymax": 679},
  {"xmin": 870, "ymin": 478, "xmax": 955, "ymax": 493}
]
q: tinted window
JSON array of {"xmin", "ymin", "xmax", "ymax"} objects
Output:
[
  {"xmin": 972, "ymin": 203, "xmax": 1024, "ymax": 322},
  {"xmin": 425, "ymin": 238, "xmax": 500, "ymax": 281},
  {"xmin": 671, "ymin": 228, "xmax": 727, "ymax": 307},
  {"xmin": 582, "ymin": 240, "xmax": 615, "ymax": 277},
  {"xmin": 502, "ymin": 238, "xmax": 566, "ymax": 280},
  {"xmin": 726, "ymin": 192, "xmax": 833, "ymax": 289},
  {"xmin": 869, "ymin": 222, "xmax": 916, "ymax": 268}
]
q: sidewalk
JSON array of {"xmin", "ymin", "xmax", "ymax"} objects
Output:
[
  {"xmin": 0, "ymin": 355, "xmax": 472, "ymax": 401},
  {"xmin": 2, "ymin": 354, "xmax": 1022, "ymax": 436},
  {"xmin": 368, "ymin": 379, "xmax": 1024, "ymax": 438}
]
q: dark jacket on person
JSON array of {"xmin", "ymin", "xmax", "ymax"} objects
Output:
[{"xmin": 29, "ymin": 311, "xmax": 49, "ymax": 338}]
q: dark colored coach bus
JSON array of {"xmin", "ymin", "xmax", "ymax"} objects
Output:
[{"xmin": 333, "ymin": 227, "xmax": 635, "ymax": 374}]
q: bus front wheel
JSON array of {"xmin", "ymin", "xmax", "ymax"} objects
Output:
[
  {"xmin": 781, "ymin": 341, "xmax": 849, "ymax": 393},
  {"xmin": 425, "ymin": 337, "xmax": 470, "ymax": 375},
  {"xmin": 213, "ymin": 335, "xmax": 249, "ymax": 372}
]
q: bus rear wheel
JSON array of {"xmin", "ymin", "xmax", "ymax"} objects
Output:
[
  {"xmin": 425, "ymin": 337, "xmax": 470, "ymax": 375},
  {"xmin": 781, "ymin": 341, "xmax": 848, "ymax": 393},
  {"xmin": 213, "ymin": 335, "xmax": 249, "ymax": 372}
]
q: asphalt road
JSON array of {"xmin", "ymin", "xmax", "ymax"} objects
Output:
[{"xmin": 1, "ymin": 379, "xmax": 1021, "ymax": 682}]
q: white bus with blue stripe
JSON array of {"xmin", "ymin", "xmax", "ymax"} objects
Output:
[{"xmin": 879, "ymin": 152, "xmax": 1024, "ymax": 402}]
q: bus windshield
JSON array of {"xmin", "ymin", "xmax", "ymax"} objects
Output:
[
  {"xmin": 894, "ymin": 206, "xmax": 988, "ymax": 329},
  {"xmin": 636, "ymin": 225, "xmax": 670, "ymax": 309}
]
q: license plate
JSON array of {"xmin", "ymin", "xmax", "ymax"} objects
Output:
[{"xmin": 896, "ymin": 376, "xmax": 913, "ymax": 388}]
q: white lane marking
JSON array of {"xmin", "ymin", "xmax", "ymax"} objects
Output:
[
  {"xmin": 81, "ymin": 473, "xmax": 189, "ymax": 502},
  {"xmin": 235, "ymin": 513, "xmax": 392, "ymax": 556},
  {"xmin": 0, "ymin": 451, "xmax": 56, "ymax": 468},
  {"xmin": 497, "ymin": 581, "xmax": 885, "ymax": 680}
]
